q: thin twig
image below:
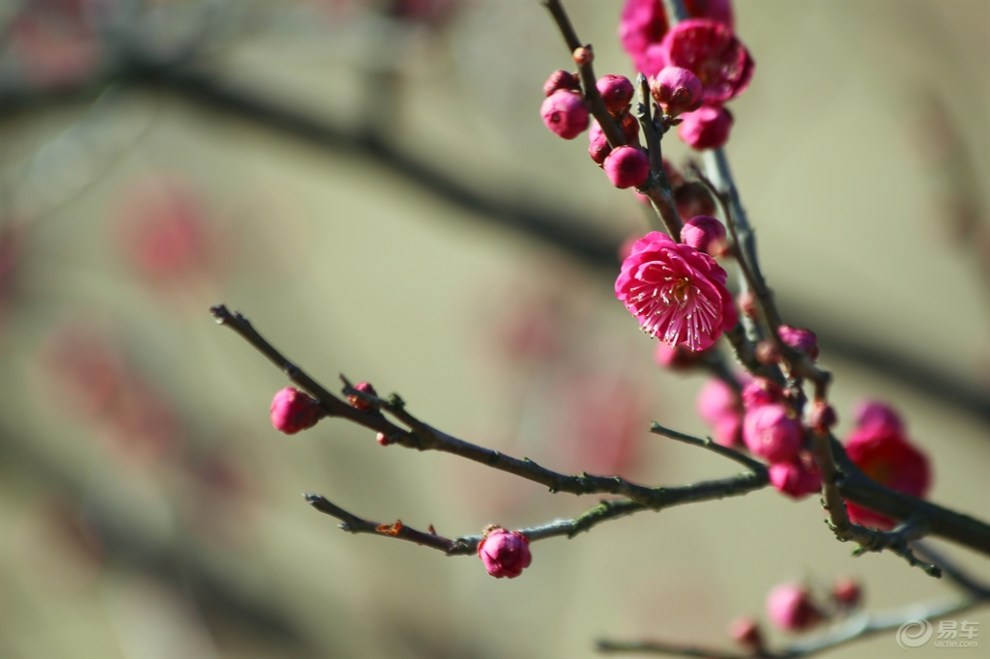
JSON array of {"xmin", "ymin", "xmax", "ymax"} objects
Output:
[
  {"xmin": 598, "ymin": 594, "xmax": 988, "ymax": 658},
  {"xmin": 212, "ymin": 304, "xmax": 990, "ymax": 556},
  {"xmin": 650, "ymin": 423, "xmax": 765, "ymax": 472}
]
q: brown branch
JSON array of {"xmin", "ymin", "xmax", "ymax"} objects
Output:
[
  {"xmin": 213, "ymin": 304, "xmax": 990, "ymax": 556},
  {"xmin": 598, "ymin": 593, "xmax": 987, "ymax": 658},
  {"xmin": 542, "ymin": 0, "xmax": 682, "ymax": 237},
  {"xmin": 213, "ymin": 305, "xmax": 767, "ymax": 510}
]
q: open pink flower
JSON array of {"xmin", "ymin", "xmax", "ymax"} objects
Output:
[
  {"xmin": 844, "ymin": 418, "xmax": 931, "ymax": 529},
  {"xmin": 615, "ymin": 231, "xmax": 736, "ymax": 352},
  {"xmin": 659, "ymin": 19, "xmax": 754, "ymax": 104},
  {"xmin": 619, "ymin": 0, "xmax": 734, "ymax": 75}
]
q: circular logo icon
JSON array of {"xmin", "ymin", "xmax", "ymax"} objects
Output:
[{"xmin": 896, "ymin": 619, "xmax": 934, "ymax": 649}]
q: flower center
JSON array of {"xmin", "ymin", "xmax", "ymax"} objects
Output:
[{"xmin": 669, "ymin": 277, "xmax": 693, "ymax": 305}]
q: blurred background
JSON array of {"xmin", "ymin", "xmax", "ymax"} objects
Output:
[{"xmin": 1, "ymin": 1, "xmax": 988, "ymax": 657}]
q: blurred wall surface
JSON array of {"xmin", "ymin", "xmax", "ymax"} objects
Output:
[{"xmin": 1, "ymin": 1, "xmax": 988, "ymax": 658}]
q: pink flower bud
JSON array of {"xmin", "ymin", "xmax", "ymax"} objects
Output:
[
  {"xmin": 680, "ymin": 215, "xmax": 726, "ymax": 255},
  {"xmin": 728, "ymin": 617, "xmax": 763, "ymax": 649},
  {"xmin": 603, "ymin": 146, "xmax": 650, "ymax": 189},
  {"xmin": 270, "ymin": 387, "xmax": 323, "ymax": 434},
  {"xmin": 543, "ymin": 69, "xmax": 579, "ymax": 97},
  {"xmin": 651, "ymin": 66, "xmax": 704, "ymax": 117},
  {"xmin": 697, "ymin": 378, "xmax": 739, "ymax": 424},
  {"xmin": 740, "ymin": 378, "xmax": 783, "ymax": 410},
  {"xmin": 832, "ymin": 577, "xmax": 862, "ymax": 608},
  {"xmin": 712, "ymin": 413, "xmax": 743, "ymax": 448},
  {"xmin": 376, "ymin": 432, "xmax": 392, "ymax": 446},
  {"xmin": 540, "ymin": 90, "xmax": 590, "ymax": 140},
  {"xmin": 743, "ymin": 403, "xmax": 802, "ymax": 463},
  {"xmin": 597, "ymin": 74, "xmax": 635, "ymax": 115},
  {"xmin": 678, "ymin": 105, "xmax": 733, "ymax": 150},
  {"xmin": 696, "ymin": 378, "xmax": 743, "ymax": 447},
  {"xmin": 347, "ymin": 381, "xmax": 378, "ymax": 411},
  {"xmin": 778, "ymin": 324, "xmax": 819, "ymax": 359},
  {"xmin": 767, "ymin": 583, "xmax": 821, "ymax": 631},
  {"xmin": 588, "ymin": 131, "xmax": 611, "ymax": 165},
  {"xmin": 768, "ymin": 453, "xmax": 822, "ymax": 499},
  {"xmin": 619, "ymin": 112, "xmax": 641, "ymax": 143},
  {"xmin": 807, "ymin": 400, "xmax": 837, "ymax": 434},
  {"xmin": 477, "ymin": 526, "xmax": 531, "ymax": 579}
]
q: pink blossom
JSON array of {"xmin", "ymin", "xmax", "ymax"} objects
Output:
[
  {"xmin": 778, "ymin": 324, "xmax": 819, "ymax": 359},
  {"xmin": 270, "ymin": 387, "xmax": 324, "ymax": 435},
  {"xmin": 115, "ymin": 177, "xmax": 220, "ymax": 286},
  {"xmin": 766, "ymin": 583, "xmax": 821, "ymax": 631},
  {"xmin": 659, "ymin": 19, "xmax": 754, "ymax": 103},
  {"xmin": 844, "ymin": 418, "xmax": 930, "ymax": 529},
  {"xmin": 615, "ymin": 231, "xmax": 737, "ymax": 352},
  {"xmin": 680, "ymin": 215, "xmax": 726, "ymax": 255},
  {"xmin": 832, "ymin": 577, "xmax": 862, "ymax": 608},
  {"xmin": 853, "ymin": 400, "xmax": 904, "ymax": 434},
  {"xmin": 807, "ymin": 400, "xmax": 837, "ymax": 434},
  {"xmin": 696, "ymin": 377, "xmax": 742, "ymax": 447},
  {"xmin": 678, "ymin": 104, "xmax": 733, "ymax": 150},
  {"xmin": 712, "ymin": 414, "xmax": 743, "ymax": 448},
  {"xmin": 587, "ymin": 116, "xmax": 641, "ymax": 165},
  {"xmin": 603, "ymin": 146, "xmax": 651, "ymax": 189},
  {"xmin": 696, "ymin": 378, "xmax": 737, "ymax": 424},
  {"xmin": 740, "ymin": 377, "xmax": 783, "ymax": 410},
  {"xmin": 768, "ymin": 453, "xmax": 822, "ymax": 499},
  {"xmin": 742, "ymin": 403, "xmax": 802, "ymax": 463},
  {"xmin": 619, "ymin": 0, "xmax": 734, "ymax": 75},
  {"xmin": 541, "ymin": 90, "xmax": 589, "ymax": 140},
  {"xmin": 597, "ymin": 74, "xmax": 635, "ymax": 115},
  {"xmin": 543, "ymin": 69, "xmax": 580, "ymax": 97},
  {"xmin": 477, "ymin": 527, "xmax": 532, "ymax": 579},
  {"xmin": 650, "ymin": 66, "xmax": 704, "ymax": 117}
]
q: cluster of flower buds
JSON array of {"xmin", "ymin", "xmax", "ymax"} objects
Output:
[
  {"xmin": 693, "ymin": 374, "xmax": 933, "ymax": 509},
  {"xmin": 693, "ymin": 364, "xmax": 826, "ymax": 500},
  {"xmin": 740, "ymin": 378, "xmax": 823, "ymax": 499},
  {"xmin": 270, "ymin": 380, "xmax": 382, "ymax": 436},
  {"xmin": 726, "ymin": 577, "xmax": 863, "ymax": 648},
  {"xmin": 540, "ymin": 71, "xmax": 589, "ymax": 140},
  {"xmin": 623, "ymin": 1, "xmax": 753, "ymax": 151},
  {"xmin": 541, "ymin": 66, "xmax": 655, "ymax": 191}
]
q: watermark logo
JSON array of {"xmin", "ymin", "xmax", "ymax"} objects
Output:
[
  {"xmin": 896, "ymin": 619, "xmax": 933, "ymax": 649},
  {"xmin": 896, "ymin": 619, "xmax": 980, "ymax": 650}
]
